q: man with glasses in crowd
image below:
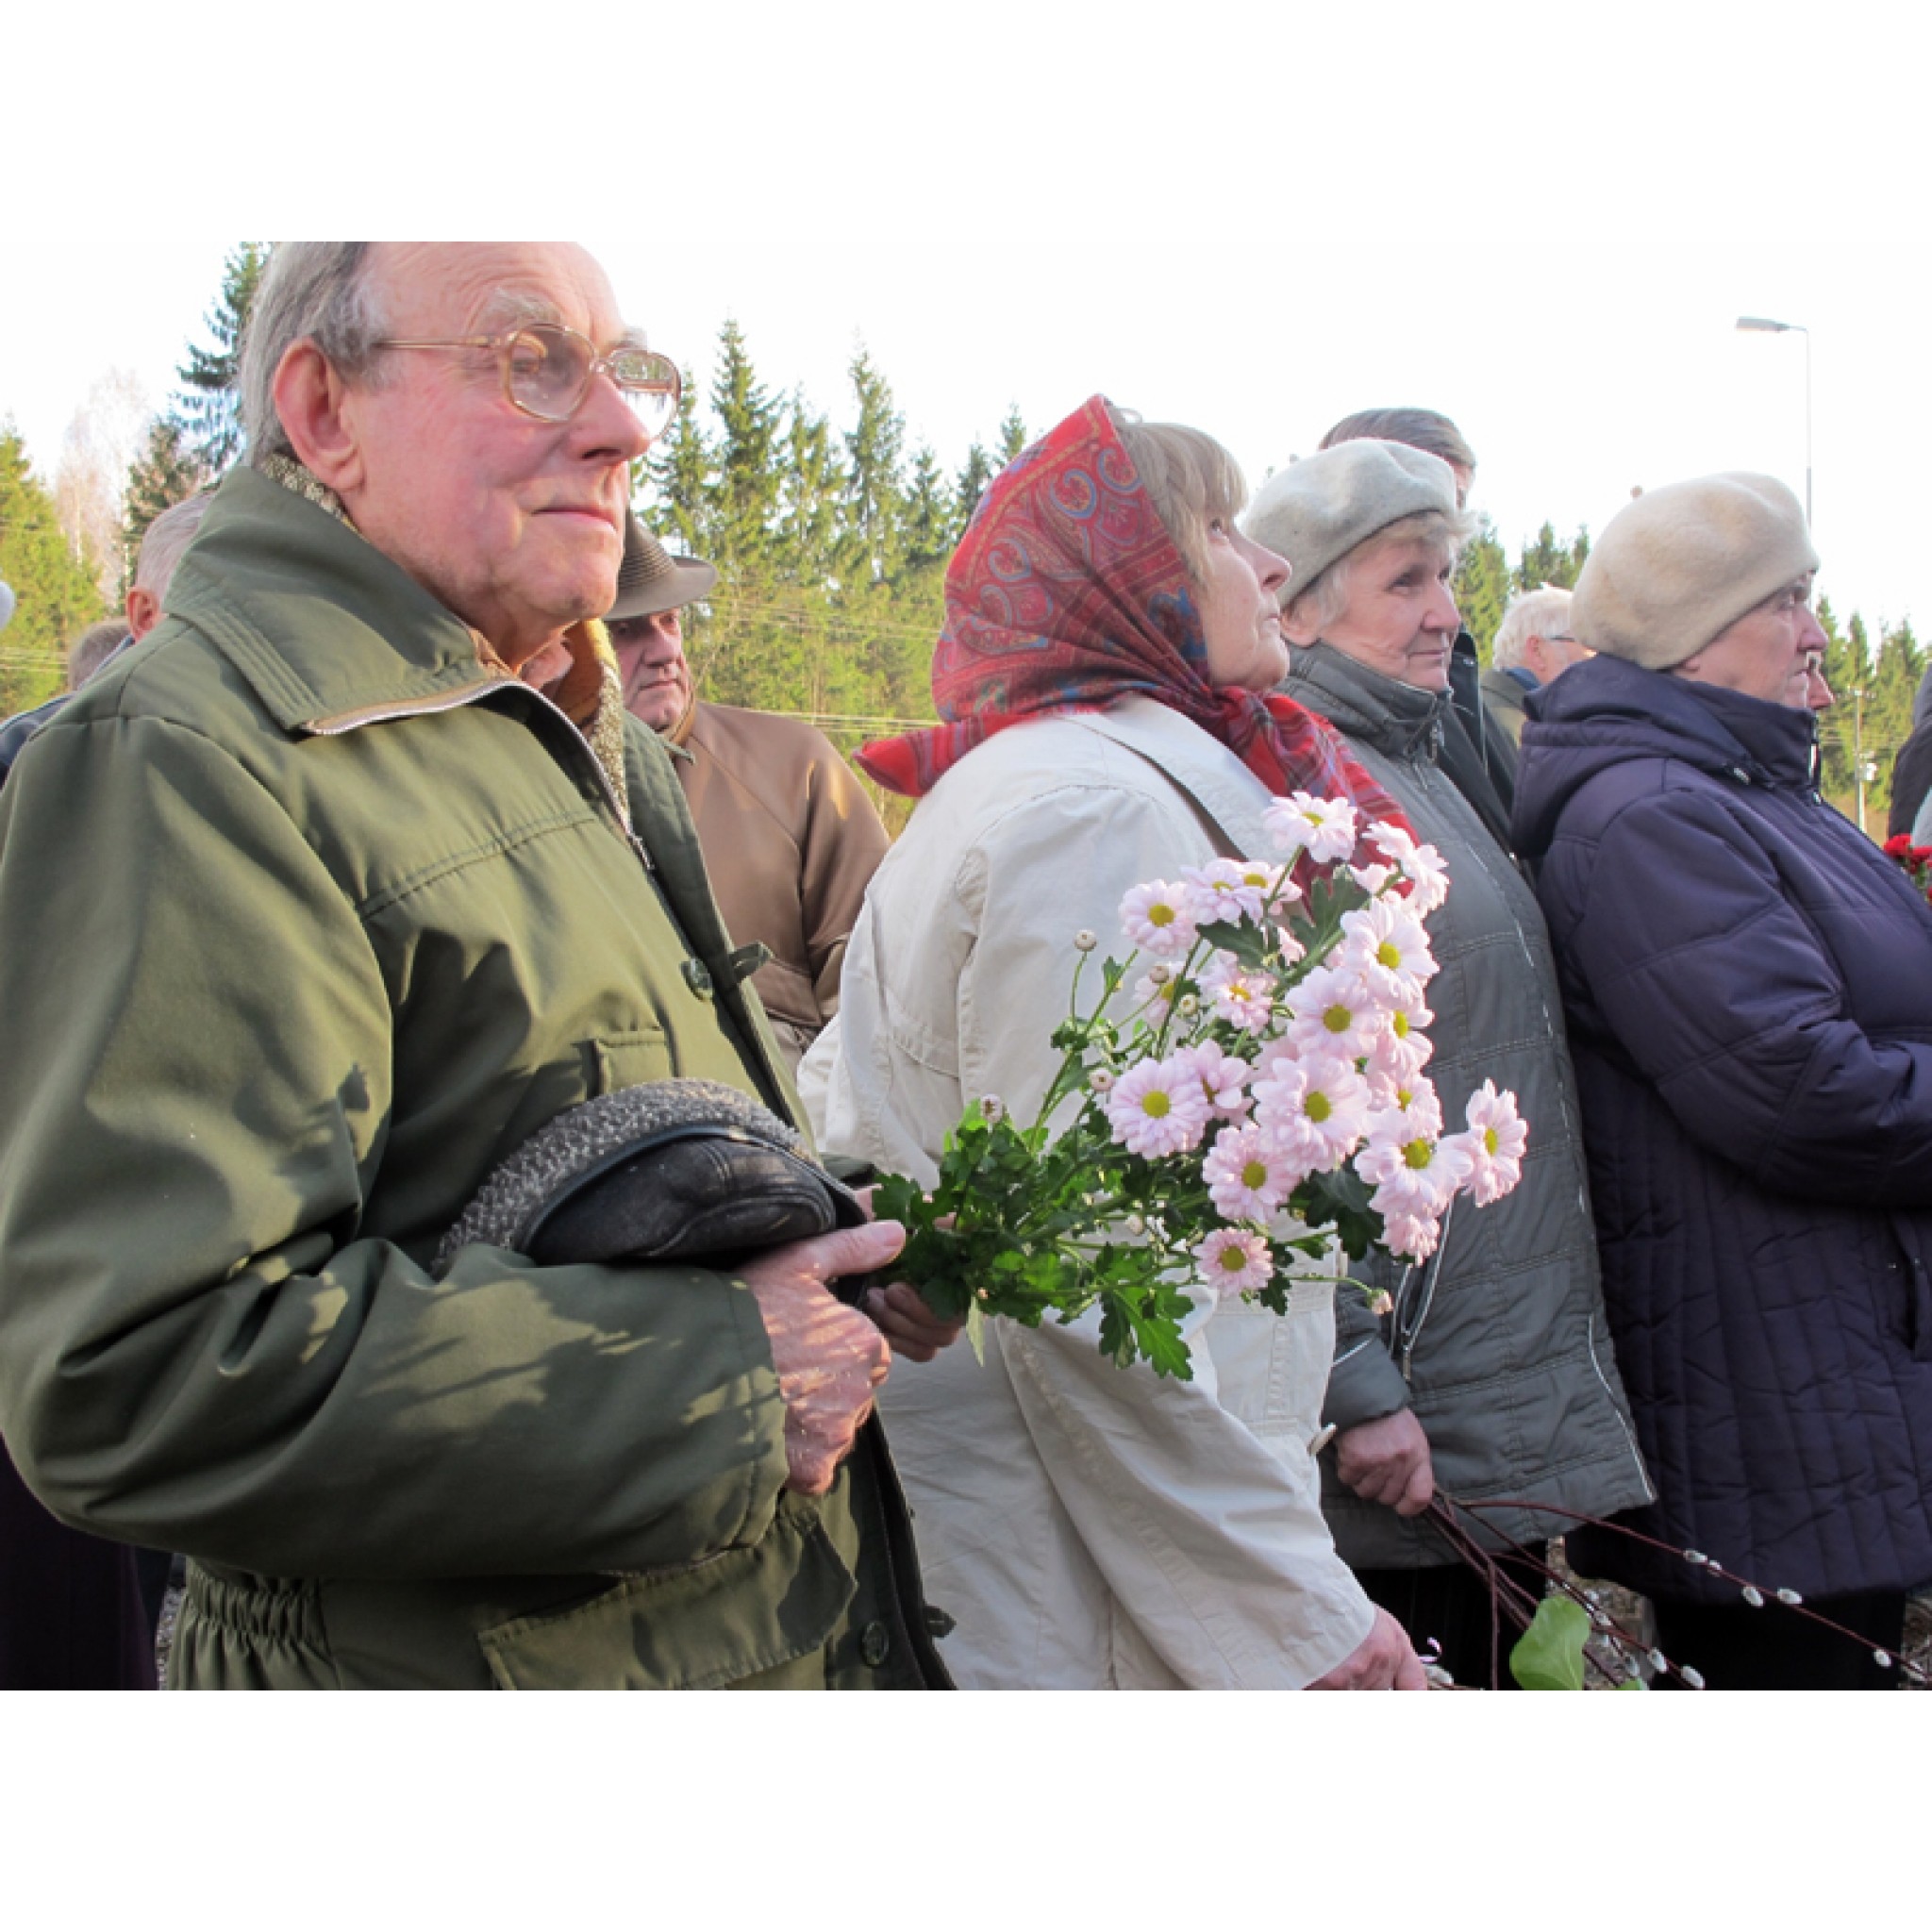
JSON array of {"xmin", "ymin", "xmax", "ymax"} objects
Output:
[
  {"xmin": 0, "ymin": 242, "xmax": 951, "ymax": 1690},
  {"xmin": 1480, "ymin": 584, "xmax": 1591, "ymax": 746}
]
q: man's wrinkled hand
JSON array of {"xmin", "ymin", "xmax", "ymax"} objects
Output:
[
  {"xmin": 1307, "ymin": 1607, "xmax": 1428, "ymax": 1690},
  {"xmin": 740, "ymin": 1221, "xmax": 901, "ymax": 1495},
  {"xmin": 1334, "ymin": 1407, "xmax": 1436, "ymax": 1516}
]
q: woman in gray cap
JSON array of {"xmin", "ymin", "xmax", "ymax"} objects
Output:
[
  {"xmin": 1513, "ymin": 474, "xmax": 1932, "ymax": 1689},
  {"xmin": 1242, "ymin": 442, "xmax": 1651, "ymax": 1687}
]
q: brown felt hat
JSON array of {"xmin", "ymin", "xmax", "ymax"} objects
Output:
[{"xmin": 605, "ymin": 514, "xmax": 718, "ymax": 621}]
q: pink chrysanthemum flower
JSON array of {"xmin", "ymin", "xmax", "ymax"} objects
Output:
[
  {"xmin": 1203, "ymin": 1123, "xmax": 1295, "ymax": 1221},
  {"xmin": 1192, "ymin": 1225, "xmax": 1275, "ymax": 1297},
  {"xmin": 1339, "ymin": 897, "xmax": 1438, "ymax": 1005},
  {"xmin": 1366, "ymin": 823, "xmax": 1452, "ymax": 916},
  {"xmin": 1200, "ymin": 954, "xmax": 1276, "ymax": 1035},
  {"xmin": 1252, "ymin": 1048, "xmax": 1372, "ymax": 1174},
  {"xmin": 1172, "ymin": 1041, "xmax": 1253, "ymax": 1122},
  {"xmin": 1380, "ymin": 1207, "xmax": 1446, "ymax": 1261},
  {"xmin": 1181, "ymin": 858, "xmax": 1269, "ymax": 928},
  {"xmin": 1284, "ymin": 962, "xmax": 1388, "ymax": 1060},
  {"xmin": 1119, "ymin": 880, "xmax": 1198, "ymax": 958},
  {"xmin": 1355, "ymin": 1120, "xmax": 1474, "ymax": 1221},
  {"xmin": 1453, "ymin": 1079, "xmax": 1528, "ymax": 1206},
  {"xmin": 1105, "ymin": 1055, "xmax": 1212, "ymax": 1158},
  {"xmin": 1263, "ymin": 791, "xmax": 1360, "ymax": 865},
  {"xmin": 1365, "ymin": 1072, "xmax": 1445, "ymax": 1146}
]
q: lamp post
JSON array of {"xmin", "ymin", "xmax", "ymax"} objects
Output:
[{"xmin": 1735, "ymin": 315, "xmax": 1811, "ymax": 527}]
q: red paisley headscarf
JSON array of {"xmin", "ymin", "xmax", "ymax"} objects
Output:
[{"xmin": 858, "ymin": 395, "xmax": 1411, "ymax": 844}]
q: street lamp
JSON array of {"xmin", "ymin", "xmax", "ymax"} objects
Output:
[{"xmin": 1735, "ymin": 315, "xmax": 1811, "ymax": 527}]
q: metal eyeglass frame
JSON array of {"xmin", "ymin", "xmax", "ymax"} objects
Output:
[{"xmin": 375, "ymin": 323, "xmax": 681, "ymax": 436}]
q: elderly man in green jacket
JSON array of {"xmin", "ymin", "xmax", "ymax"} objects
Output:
[{"xmin": 0, "ymin": 242, "xmax": 952, "ymax": 1690}]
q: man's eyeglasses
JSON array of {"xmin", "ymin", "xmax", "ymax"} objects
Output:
[{"xmin": 375, "ymin": 323, "xmax": 681, "ymax": 440}]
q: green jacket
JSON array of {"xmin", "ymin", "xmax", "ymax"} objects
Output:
[{"xmin": 0, "ymin": 468, "xmax": 945, "ymax": 1689}]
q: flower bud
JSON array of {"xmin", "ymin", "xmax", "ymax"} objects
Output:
[
  {"xmin": 1775, "ymin": 1588, "xmax": 1803, "ymax": 1606},
  {"xmin": 1176, "ymin": 993, "xmax": 1200, "ymax": 1017},
  {"xmin": 979, "ymin": 1094, "xmax": 1005, "ymax": 1124},
  {"xmin": 1682, "ymin": 1550, "xmax": 1708, "ymax": 1567},
  {"xmin": 1679, "ymin": 1665, "xmax": 1707, "ymax": 1690},
  {"xmin": 1740, "ymin": 1585, "xmax": 1764, "ymax": 1607},
  {"xmin": 1148, "ymin": 963, "xmax": 1172, "ymax": 986},
  {"xmin": 1074, "ymin": 929, "xmax": 1098, "ymax": 952},
  {"xmin": 1874, "ymin": 1650, "xmax": 1893, "ymax": 1669},
  {"xmin": 1090, "ymin": 1067, "xmax": 1116, "ymax": 1093}
]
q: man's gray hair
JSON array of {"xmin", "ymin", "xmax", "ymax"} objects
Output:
[
  {"xmin": 133, "ymin": 491, "xmax": 214, "ymax": 599},
  {"xmin": 239, "ymin": 243, "xmax": 391, "ymax": 463},
  {"xmin": 1320, "ymin": 408, "xmax": 1477, "ymax": 477},
  {"xmin": 1491, "ymin": 585, "xmax": 1574, "ymax": 673},
  {"xmin": 66, "ymin": 617, "xmax": 131, "ymax": 692}
]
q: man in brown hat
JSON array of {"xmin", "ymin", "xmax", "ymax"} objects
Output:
[{"xmin": 605, "ymin": 517, "xmax": 891, "ymax": 1072}]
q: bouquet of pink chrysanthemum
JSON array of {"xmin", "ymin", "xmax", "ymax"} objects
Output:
[{"xmin": 874, "ymin": 793, "xmax": 1527, "ymax": 1379}]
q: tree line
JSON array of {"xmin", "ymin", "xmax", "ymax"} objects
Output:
[{"xmin": 2, "ymin": 244, "xmax": 1924, "ymax": 835}]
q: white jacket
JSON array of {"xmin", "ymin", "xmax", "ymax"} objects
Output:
[{"xmin": 801, "ymin": 697, "xmax": 1375, "ymax": 1688}]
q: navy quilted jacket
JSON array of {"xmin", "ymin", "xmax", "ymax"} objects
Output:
[{"xmin": 1514, "ymin": 654, "xmax": 1932, "ymax": 1604}]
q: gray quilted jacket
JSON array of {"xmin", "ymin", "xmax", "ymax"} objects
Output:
[{"xmin": 1281, "ymin": 644, "xmax": 1652, "ymax": 1564}]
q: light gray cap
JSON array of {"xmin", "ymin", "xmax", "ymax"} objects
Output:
[
  {"xmin": 1571, "ymin": 473, "xmax": 1818, "ymax": 670},
  {"xmin": 1242, "ymin": 440, "xmax": 1458, "ymax": 604}
]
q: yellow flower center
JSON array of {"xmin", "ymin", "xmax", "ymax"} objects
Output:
[
  {"xmin": 1482, "ymin": 1125, "xmax": 1498, "ymax": 1156},
  {"xmin": 1306, "ymin": 1091, "xmax": 1332, "ymax": 1124},
  {"xmin": 1149, "ymin": 903, "xmax": 1175, "ymax": 927},
  {"xmin": 1402, "ymin": 1138, "xmax": 1433, "ymax": 1171},
  {"xmin": 1141, "ymin": 1090, "xmax": 1172, "ymax": 1119},
  {"xmin": 1392, "ymin": 1012, "xmax": 1410, "ymax": 1039},
  {"xmin": 1215, "ymin": 1245, "xmax": 1246, "ymax": 1274},
  {"xmin": 1322, "ymin": 1004, "xmax": 1351, "ymax": 1033},
  {"xmin": 1241, "ymin": 1158, "xmax": 1269, "ymax": 1189},
  {"xmin": 1376, "ymin": 940, "xmax": 1401, "ymax": 970}
]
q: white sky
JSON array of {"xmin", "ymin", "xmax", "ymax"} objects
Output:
[{"xmin": 8, "ymin": 2, "xmax": 1925, "ymax": 639}]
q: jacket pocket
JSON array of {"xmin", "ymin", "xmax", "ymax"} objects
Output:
[
  {"xmin": 588, "ymin": 1028, "xmax": 674, "ymax": 1097},
  {"xmin": 476, "ymin": 1501, "xmax": 857, "ymax": 1690}
]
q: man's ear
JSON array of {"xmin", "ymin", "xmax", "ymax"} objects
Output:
[
  {"xmin": 125, "ymin": 585, "xmax": 160, "ymax": 641},
  {"xmin": 1522, "ymin": 634, "xmax": 1550, "ymax": 682},
  {"xmin": 273, "ymin": 341, "xmax": 366, "ymax": 494}
]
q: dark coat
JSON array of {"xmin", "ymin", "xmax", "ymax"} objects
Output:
[{"xmin": 1513, "ymin": 654, "xmax": 1932, "ymax": 1603}]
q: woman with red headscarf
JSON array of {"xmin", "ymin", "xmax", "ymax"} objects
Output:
[{"xmin": 802, "ymin": 399, "xmax": 1424, "ymax": 1689}]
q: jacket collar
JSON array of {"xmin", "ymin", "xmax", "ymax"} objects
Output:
[
  {"xmin": 165, "ymin": 466, "xmax": 511, "ymax": 734},
  {"xmin": 1280, "ymin": 641, "xmax": 1448, "ymax": 763}
]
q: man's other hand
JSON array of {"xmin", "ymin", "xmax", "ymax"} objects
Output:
[
  {"xmin": 740, "ymin": 1222, "xmax": 900, "ymax": 1495},
  {"xmin": 1334, "ymin": 1407, "xmax": 1436, "ymax": 1516},
  {"xmin": 1307, "ymin": 1607, "xmax": 1429, "ymax": 1690}
]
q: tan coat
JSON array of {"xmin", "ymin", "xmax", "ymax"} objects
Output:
[{"xmin": 672, "ymin": 703, "xmax": 890, "ymax": 1070}]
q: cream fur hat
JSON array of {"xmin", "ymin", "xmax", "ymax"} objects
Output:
[
  {"xmin": 1242, "ymin": 440, "xmax": 1458, "ymax": 603},
  {"xmin": 1571, "ymin": 473, "xmax": 1818, "ymax": 670}
]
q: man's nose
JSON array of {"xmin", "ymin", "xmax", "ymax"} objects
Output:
[{"xmin": 572, "ymin": 369, "xmax": 652, "ymax": 465}]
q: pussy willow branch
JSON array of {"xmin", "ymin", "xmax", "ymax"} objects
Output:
[{"xmin": 1447, "ymin": 1495, "xmax": 1930, "ymax": 1687}]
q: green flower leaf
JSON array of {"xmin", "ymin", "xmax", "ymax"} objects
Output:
[{"xmin": 1508, "ymin": 1593, "xmax": 1591, "ymax": 1690}]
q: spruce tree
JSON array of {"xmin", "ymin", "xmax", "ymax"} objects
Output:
[
  {"xmin": 996, "ymin": 405, "xmax": 1027, "ymax": 463},
  {"xmin": 841, "ymin": 346, "xmax": 907, "ymax": 587},
  {"xmin": 121, "ymin": 418, "xmax": 211, "ymax": 591},
  {"xmin": 954, "ymin": 441, "xmax": 996, "ymax": 531},
  {"xmin": 1513, "ymin": 521, "xmax": 1591, "ymax": 591},
  {"xmin": 0, "ymin": 427, "xmax": 110, "ymax": 715},
  {"xmin": 708, "ymin": 320, "xmax": 780, "ymax": 577},
  {"xmin": 175, "ymin": 242, "xmax": 270, "ymax": 474},
  {"xmin": 1452, "ymin": 515, "xmax": 1512, "ymax": 659}
]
